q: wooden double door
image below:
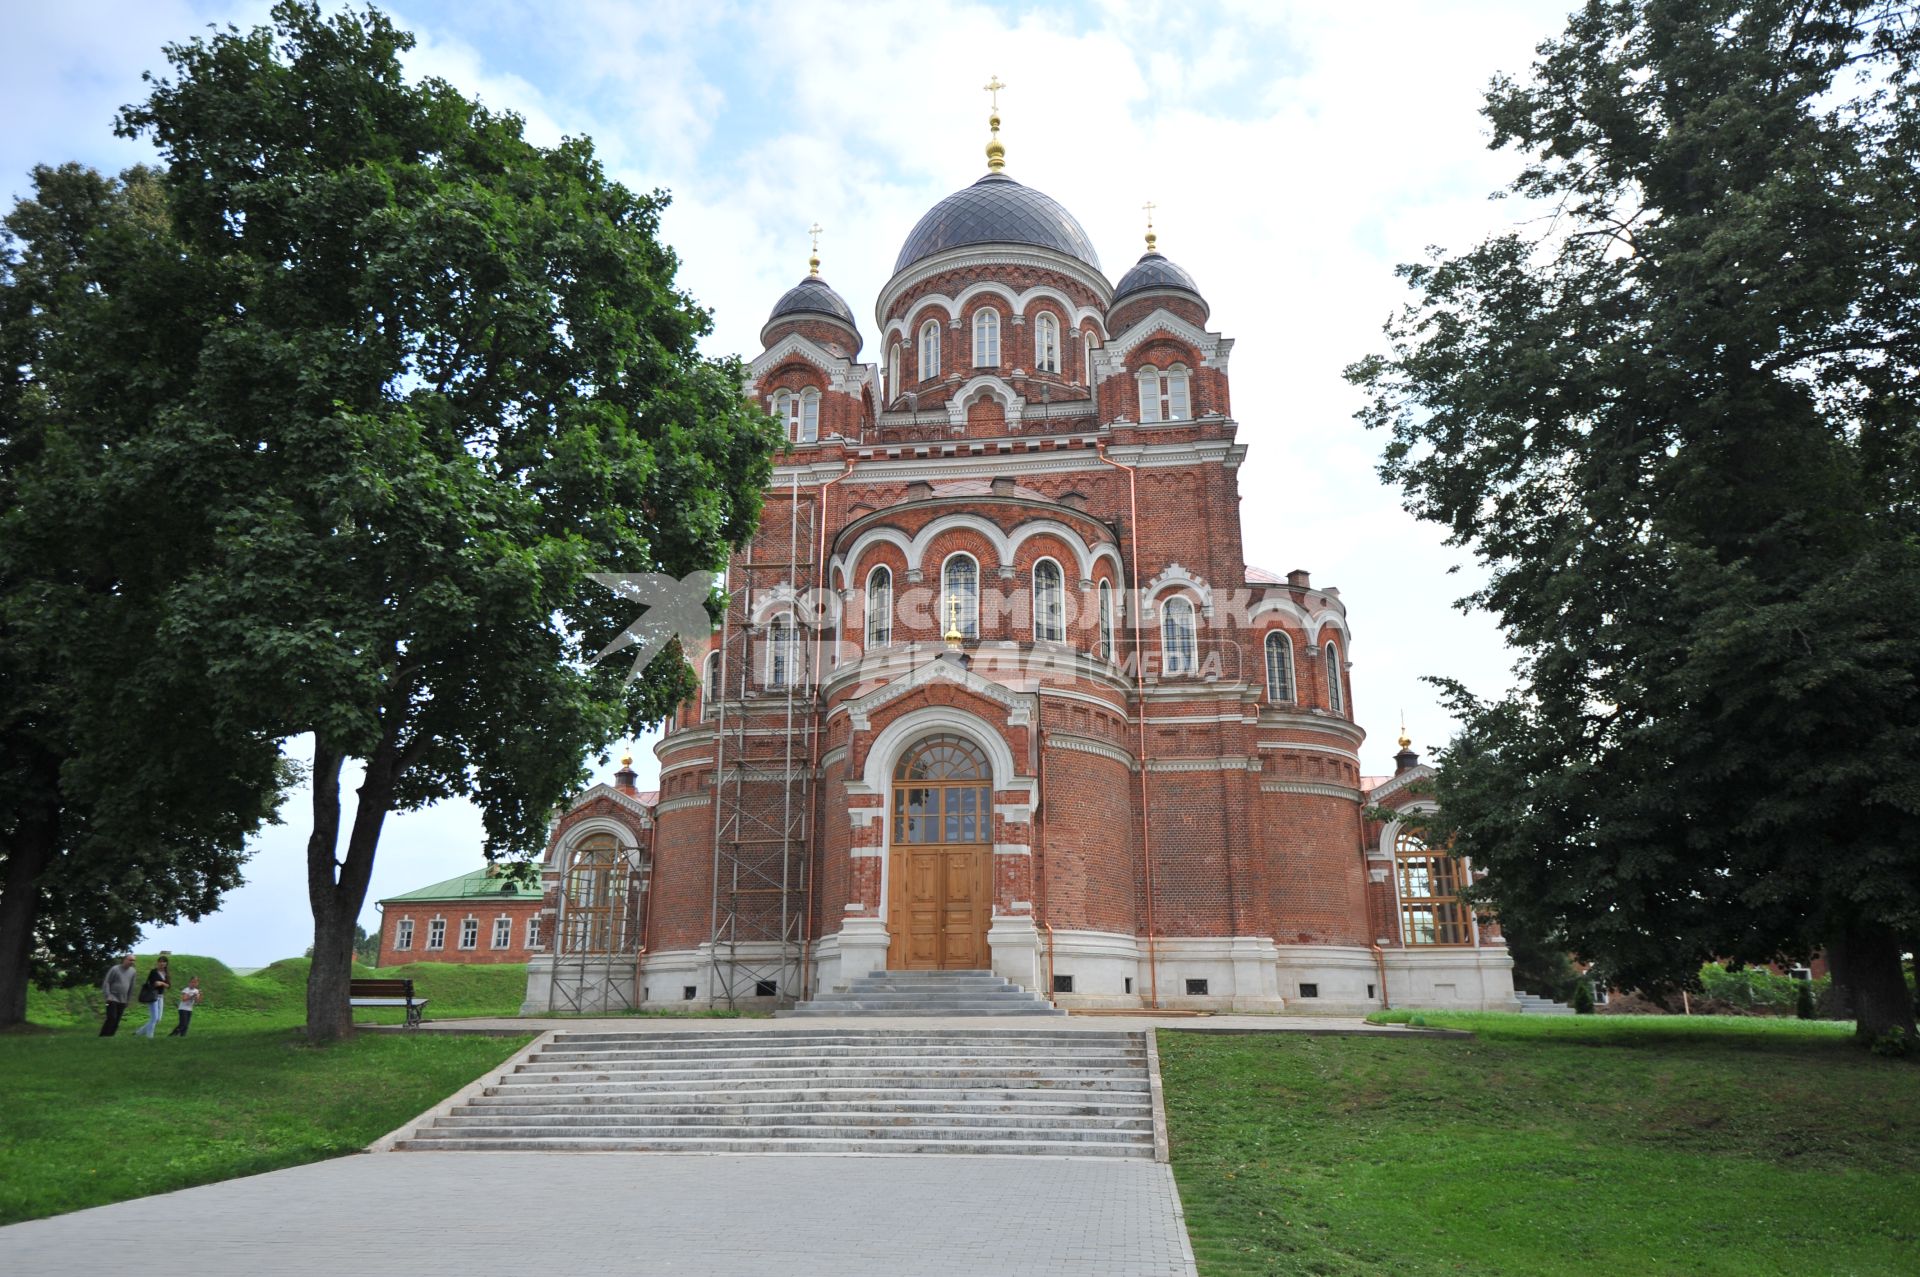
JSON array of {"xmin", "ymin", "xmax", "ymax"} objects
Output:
[{"xmin": 887, "ymin": 734, "xmax": 993, "ymax": 970}]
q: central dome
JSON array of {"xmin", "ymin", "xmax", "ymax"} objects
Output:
[{"xmin": 894, "ymin": 172, "xmax": 1102, "ymax": 275}]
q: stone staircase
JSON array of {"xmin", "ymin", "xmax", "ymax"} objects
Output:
[
  {"xmin": 1514, "ymin": 989, "xmax": 1575, "ymax": 1015},
  {"xmin": 776, "ymin": 968, "xmax": 1066, "ymax": 1017},
  {"xmin": 392, "ymin": 1027, "xmax": 1154, "ymax": 1157}
]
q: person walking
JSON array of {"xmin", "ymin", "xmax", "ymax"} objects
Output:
[
  {"xmin": 133, "ymin": 954, "xmax": 170, "ymax": 1039},
  {"xmin": 100, "ymin": 955, "xmax": 138, "ymax": 1036},
  {"xmin": 168, "ymin": 976, "xmax": 202, "ymax": 1037}
]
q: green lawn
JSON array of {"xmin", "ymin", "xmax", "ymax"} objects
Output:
[
  {"xmin": 1158, "ymin": 1014, "xmax": 1920, "ymax": 1276},
  {"xmin": 2, "ymin": 953, "xmax": 536, "ymax": 1224}
]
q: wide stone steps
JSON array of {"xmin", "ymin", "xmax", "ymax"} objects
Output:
[
  {"xmin": 391, "ymin": 1027, "xmax": 1156, "ymax": 1158},
  {"xmin": 1514, "ymin": 990, "xmax": 1575, "ymax": 1016},
  {"xmin": 777, "ymin": 970, "xmax": 1067, "ymax": 1017}
]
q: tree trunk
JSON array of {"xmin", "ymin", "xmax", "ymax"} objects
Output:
[
  {"xmin": 304, "ymin": 736, "xmax": 404, "ymax": 1045},
  {"xmin": 0, "ymin": 792, "xmax": 59, "ymax": 1029},
  {"xmin": 1829, "ymin": 918, "xmax": 1918, "ymax": 1045}
]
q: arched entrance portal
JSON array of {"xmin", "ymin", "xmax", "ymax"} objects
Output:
[{"xmin": 888, "ymin": 733, "xmax": 993, "ymax": 969}]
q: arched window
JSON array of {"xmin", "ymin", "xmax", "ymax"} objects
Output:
[
  {"xmin": 1324, "ymin": 641, "xmax": 1343, "ymax": 714},
  {"xmin": 772, "ymin": 389, "xmax": 793, "ymax": 432},
  {"xmin": 704, "ymin": 649, "xmax": 721, "ymax": 710},
  {"xmin": 1135, "ymin": 366, "xmax": 1192, "ymax": 423},
  {"xmin": 893, "ymin": 734, "xmax": 991, "ymax": 846},
  {"xmin": 1083, "ymin": 333, "xmax": 1097, "ymax": 387},
  {"xmin": 1395, "ymin": 830, "xmax": 1470, "ymax": 945},
  {"xmin": 942, "ymin": 553, "xmax": 979, "ymax": 640},
  {"xmin": 919, "ymin": 319, "xmax": 942, "ymax": 381},
  {"xmin": 798, "ymin": 389, "xmax": 819, "ymax": 443},
  {"xmin": 888, "ymin": 344, "xmax": 901, "ymax": 401},
  {"xmin": 767, "ymin": 614, "xmax": 800, "ymax": 688},
  {"xmin": 1034, "ymin": 313, "xmax": 1060, "ymax": 373},
  {"xmin": 1265, "ymin": 632, "xmax": 1295, "ymax": 702},
  {"xmin": 1098, "ymin": 579, "xmax": 1115, "ymax": 661},
  {"xmin": 1162, "ymin": 597, "xmax": 1197, "ymax": 676},
  {"xmin": 1032, "ymin": 558, "xmax": 1064, "ymax": 643},
  {"xmin": 972, "ymin": 308, "xmax": 1000, "ymax": 367},
  {"xmin": 865, "ymin": 565, "xmax": 893, "ymax": 649},
  {"xmin": 561, "ymin": 833, "xmax": 636, "ymax": 954}
]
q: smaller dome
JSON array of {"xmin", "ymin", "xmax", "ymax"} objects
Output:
[
  {"xmin": 768, "ymin": 275, "xmax": 857, "ymax": 329},
  {"xmin": 1111, "ymin": 251, "xmax": 1203, "ymax": 304}
]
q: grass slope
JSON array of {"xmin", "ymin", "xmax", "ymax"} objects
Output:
[{"xmin": 1159, "ymin": 1014, "xmax": 1920, "ymax": 1276}]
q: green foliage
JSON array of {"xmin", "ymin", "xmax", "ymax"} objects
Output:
[
  {"xmin": 1160, "ymin": 1020, "xmax": 1918, "ymax": 1274},
  {"xmin": 1571, "ymin": 980, "xmax": 1595, "ymax": 1015},
  {"xmin": 1698, "ymin": 962, "xmax": 1833, "ymax": 1016},
  {"xmin": 1347, "ymin": 0, "xmax": 1920, "ymax": 1041},
  {"xmin": 1868, "ymin": 1026, "xmax": 1910, "ymax": 1058},
  {"xmin": 1798, "ymin": 980, "xmax": 1818, "ymax": 1020},
  {"xmin": 0, "ymin": 1019, "xmax": 530, "ymax": 1224}
]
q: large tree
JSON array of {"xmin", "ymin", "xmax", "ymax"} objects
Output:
[
  {"xmin": 1350, "ymin": 0, "xmax": 1920, "ymax": 1041},
  {"xmin": 116, "ymin": 3, "xmax": 775, "ymax": 1042},
  {"xmin": 0, "ymin": 163, "xmax": 290, "ymax": 1027}
]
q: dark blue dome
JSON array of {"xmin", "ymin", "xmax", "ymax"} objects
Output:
[
  {"xmin": 1112, "ymin": 251, "xmax": 1202, "ymax": 303},
  {"xmin": 768, "ymin": 275, "xmax": 857, "ymax": 328},
  {"xmin": 894, "ymin": 173, "xmax": 1101, "ymax": 275}
]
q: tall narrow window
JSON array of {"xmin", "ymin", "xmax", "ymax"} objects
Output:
[
  {"xmin": 526, "ymin": 915, "xmax": 542, "ymax": 948},
  {"xmin": 919, "ymin": 319, "xmax": 942, "ymax": 380},
  {"xmin": 1098, "ymin": 580, "xmax": 1115, "ymax": 661},
  {"xmin": 798, "ymin": 389, "xmax": 819, "ymax": 443},
  {"xmin": 942, "ymin": 554, "xmax": 979, "ymax": 639},
  {"xmin": 492, "ymin": 916, "xmax": 511, "ymax": 949},
  {"xmin": 427, "ymin": 918, "xmax": 446, "ymax": 950},
  {"xmin": 1136, "ymin": 368, "xmax": 1160, "ymax": 423},
  {"xmin": 396, "ymin": 918, "xmax": 414, "ymax": 951},
  {"xmin": 1162, "ymin": 597, "xmax": 1197, "ymax": 676},
  {"xmin": 1166, "ymin": 369, "xmax": 1190, "ymax": 420},
  {"xmin": 704, "ymin": 650, "xmax": 721, "ymax": 709},
  {"xmin": 459, "ymin": 917, "xmax": 479, "ymax": 949},
  {"xmin": 1324, "ymin": 641, "xmax": 1343, "ymax": 714},
  {"xmin": 1135, "ymin": 366, "xmax": 1192, "ymax": 423},
  {"xmin": 888, "ymin": 344, "xmax": 901, "ymax": 401},
  {"xmin": 772, "ymin": 390, "xmax": 795, "ymax": 433},
  {"xmin": 1084, "ymin": 333, "xmax": 1097, "ymax": 387},
  {"xmin": 866, "ymin": 565, "xmax": 893, "ymax": 649},
  {"xmin": 1265, "ymin": 632, "xmax": 1295, "ymax": 702},
  {"xmin": 972, "ymin": 308, "xmax": 1000, "ymax": 367},
  {"xmin": 1396, "ymin": 831, "xmax": 1471, "ymax": 945},
  {"xmin": 768, "ymin": 615, "xmax": 800, "ymax": 688},
  {"xmin": 1032, "ymin": 559, "xmax": 1064, "ymax": 642},
  {"xmin": 1035, "ymin": 314, "xmax": 1060, "ymax": 373}
]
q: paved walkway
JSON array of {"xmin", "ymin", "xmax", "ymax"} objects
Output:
[
  {"xmin": 1, "ymin": 1152, "xmax": 1197, "ymax": 1276},
  {"xmin": 398, "ymin": 1011, "xmax": 1427, "ymax": 1035}
]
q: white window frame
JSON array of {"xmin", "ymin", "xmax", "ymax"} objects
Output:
[
  {"xmin": 427, "ymin": 917, "xmax": 446, "ymax": 950},
  {"xmin": 703, "ymin": 650, "xmax": 721, "ymax": 711},
  {"xmin": 1084, "ymin": 333, "xmax": 1097, "ymax": 387},
  {"xmin": 942, "ymin": 552, "xmax": 980, "ymax": 639},
  {"xmin": 767, "ymin": 613, "xmax": 801, "ymax": 689},
  {"xmin": 1034, "ymin": 313, "xmax": 1060, "ymax": 373},
  {"xmin": 491, "ymin": 916, "xmax": 512, "ymax": 949},
  {"xmin": 395, "ymin": 917, "xmax": 414, "ymax": 951},
  {"xmin": 919, "ymin": 319, "xmax": 942, "ymax": 381},
  {"xmin": 1098, "ymin": 580, "xmax": 1115, "ymax": 660},
  {"xmin": 1265, "ymin": 631, "xmax": 1295, "ymax": 702},
  {"xmin": 798, "ymin": 389, "xmax": 819, "ymax": 443},
  {"xmin": 972, "ymin": 308, "xmax": 1000, "ymax": 367},
  {"xmin": 1162, "ymin": 597, "xmax": 1197, "ymax": 676},
  {"xmin": 526, "ymin": 915, "xmax": 542, "ymax": 948},
  {"xmin": 459, "ymin": 916, "xmax": 479, "ymax": 950},
  {"xmin": 1324, "ymin": 641, "xmax": 1344, "ymax": 714},
  {"xmin": 887, "ymin": 343, "xmax": 901, "ymax": 400},
  {"xmin": 1135, "ymin": 365, "xmax": 1192, "ymax": 423},
  {"xmin": 1032, "ymin": 558, "xmax": 1064, "ymax": 643},
  {"xmin": 866, "ymin": 565, "xmax": 893, "ymax": 648}
]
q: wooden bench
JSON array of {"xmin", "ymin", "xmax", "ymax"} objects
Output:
[{"xmin": 349, "ymin": 978, "xmax": 428, "ymax": 1028}]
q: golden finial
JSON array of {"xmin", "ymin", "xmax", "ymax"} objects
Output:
[
  {"xmin": 945, "ymin": 592, "xmax": 964, "ymax": 648},
  {"xmin": 983, "ymin": 75, "xmax": 1007, "ymax": 172},
  {"xmin": 807, "ymin": 222, "xmax": 822, "ymax": 277},
  {"xmin": 620, "ymin": 747, "xmax": 634, "ymax": 768},
  {"xmin": 1397, "ymin": 711, "xmax": 1411, "ymax": 751},
  {"xmin": 1142, "ymin": 200, "xmax": 1158, "ymax": 253}
]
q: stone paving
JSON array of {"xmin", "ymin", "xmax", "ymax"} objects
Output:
[
  {"xmin": 1, "ymin": 1151, "xmax": 1198, "ymax": 1276},
  {"xmin": 398, "ymin": 1010, "xmax": 1423, "ymax": 1036}
]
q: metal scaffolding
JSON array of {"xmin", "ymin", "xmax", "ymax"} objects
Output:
[
  {"xmin": 707, "ymin": 476, "xmax": 816, "ymax": 1007},
  {"xmin": 545, "ymin": 831, "xmax": 647, "ymax": 1015}
]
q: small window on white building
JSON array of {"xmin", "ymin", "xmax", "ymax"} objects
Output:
[
  {"xmin": 492, "ymin": 916, "xmax": 512, "ymax": 949},
  {"xmin": 459, "ymin": 917, "xmax": 479, "ymax": 950},
  {"xmin": 942, "ymin": 553, "xmax": 980, "ymax": 639},
  {"xmin": 866, "ymin": 565, "xmax": 893, "ymax": 648},
  {"xmin": 1098, "ymin": 580, "xmax": 1115, "ymax": 660},
  {"xmin": 972, "ymin": 308, "xmax": 1000, "ymax": 367},
  {"xmin": 427, "ymin": 917, "xmax": 446, "ymax": 950},
  {"xmin": 1324, "ymin": 641, "xmax": 1344, "ymax": 714},
  {"xmin": 1265, "ymin": 632, "xmax": 1295, "ymax": 702},
  {"xmin": 919, "ymin": 319, "xmax": 942, "ymax": 380},
  {"xmin": 1135, "ymin": 366, "xmax": 1191, "ymax": 423},
  {"xmin": 395, "ymin": 918, "xmax": 414, "ymax": 951},
  {"xmin": 1162, "ymin": 597, "xmax": 1197, "ymax": 676},
  {"xmin": 1035, "ymin": 313, "xmax": 1060, "ymax": 373},
  {"xmin": 526, "ymin": 915, "xmax": 543, "ymax": 948},
  {"xmin": 1033, "ymin": 558, "xmax": 1064, "ymax": 643}
]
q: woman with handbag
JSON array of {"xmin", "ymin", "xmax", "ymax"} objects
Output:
[{"xmin": 133, "ymin": 954, "xmax": 170, "ymax": 1039}]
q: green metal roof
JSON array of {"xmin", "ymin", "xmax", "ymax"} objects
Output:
[{"xmin": 379, "ymin": 867, "xmax": 542, "ymax": 904}]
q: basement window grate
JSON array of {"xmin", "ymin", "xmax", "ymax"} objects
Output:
[
  {"xmin": 682, "ymin": 985, "xmax": 697, "ymax": 1001},
  {"xmin": 1052, "ymin": 974, "xmax": 1074, "ymax": 994},
  {"xmin": 1185, "ymin": 978, "xmax": 1209, "ymax": 996},
  {"xmin": 1299, "ymin": 983, "xmax": 1320, "ymax": 998},
  {"xmin": 755, "ymin": 979, "xmax": 777, "ymax": 998}
]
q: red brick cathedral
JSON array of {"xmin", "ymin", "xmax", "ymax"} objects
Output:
[{"xmin": 522, "ymin": 118, "xmax": 1516, "ymax": 1015}]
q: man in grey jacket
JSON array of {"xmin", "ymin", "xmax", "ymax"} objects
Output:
[{"xmin": 100, "ymin": 955, "xmax": 138, "ymax": 1036}]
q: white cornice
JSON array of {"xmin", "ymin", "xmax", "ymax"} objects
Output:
[
  {"xmin": 841, "ymin": 656, "xmax": 1038, "ymax": 733},
  {"xmin": 748, "ymin": 333, "xmax": 875, "ymax": 396},
  {"xmin": 877, "ymin": 245, "xmax": 1114, "ymax": 328}
]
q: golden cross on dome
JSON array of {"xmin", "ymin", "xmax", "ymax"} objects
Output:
[
  {"xmin": 807, "ymin": 221, "xmax": 823, "ymax": 277},
  {"xmin": 984, "ymin": 75, "xmax": 1005, "ymax": 111},
  {"xmin": 983, "ymin": 75, "xmax": 1007, "ymax": 172},
  {"xmin": 1142, "ymin": 200, "xmax": 1158, "ymax": 253}
]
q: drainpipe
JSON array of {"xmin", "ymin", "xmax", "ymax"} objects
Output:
[
  {"xmin": 1096, "ymin": 444, "xmax": 1159, "ymax": 1010},
  {"xmin": 1037, "ymin": 729, "xmax": 1055, "ymax": 1004},
  {"xmin": 800, "ymin": 461, "xmax": 854, "ymax": 1000}
]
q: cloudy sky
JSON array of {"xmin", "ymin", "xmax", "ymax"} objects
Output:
[{"xmin": 7, "ymin": 0, "xmax": 1575, "ymax": 965}]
